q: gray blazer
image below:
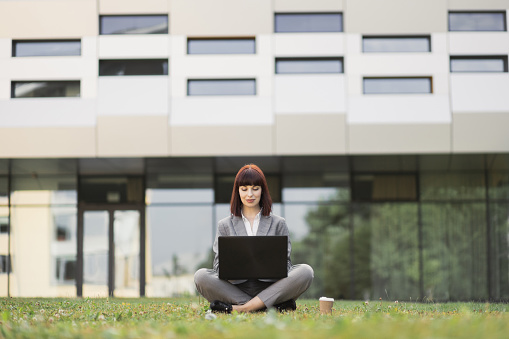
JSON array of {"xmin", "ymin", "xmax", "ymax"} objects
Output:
[{"xmin": 212, "ymin": 214, "xmax": 293, "ymax": 278}]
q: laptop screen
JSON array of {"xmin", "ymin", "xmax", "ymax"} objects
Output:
[{"xmin": 218, "ymin": 236, "xmax": 288, "ymax": 280}]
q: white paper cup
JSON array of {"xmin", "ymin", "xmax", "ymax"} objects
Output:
[{"xmin": 319, "ymin": 297, "xmax": 334, "ymax": 314}]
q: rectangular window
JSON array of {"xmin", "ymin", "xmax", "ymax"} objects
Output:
[
  {"xmin": 55, "ymin": 257, "xmax": 76, "ymax": 283},
  {"xmin": 275, "ymin": 13, "xmax": 343, "ymax": 33},
  {"xmin": 187, "ymin": 38, "xmax": 255, "ymax": 54},
  {"xmin": 100, "ymin": 15, "xmax": 168, "ymax": 35},
  {"xmin": 99, "ymin": 59, "xmax": 168, "ymax": 76},
  {"xmin": 449, "ymin": 12, "xmax": 507, "ymax": 31},
  {"xmin": 187, "ymin": 79, "xmax": 256, "ymax": 96},
  {"xmin": 0, "ymin": 255, "xmax": 12, "ymax": 274},
  {"xmin": 352, "ymin": 174, "xmax": 417, "ymax": 201},
  {"xmin": 450, "ymin": 56, "xmax": 508, "ymax": 73},
  {"xmin": 11, "ymin": 81, "xmax": 80, "ymax": 98},
  {"xmin": 275, "ymin": 57, "xmax": 343, "ymax": 74},
  {"xmin": 12, "ymin": 40, "xmax": 81, "ymax": 57},
  {"xmin": 363, "ymin": 77, "xmax": 432, "ymax": 94},
  {"xmin": 363, "ymin": 36, "xmax": 431, "ymax": 53}
]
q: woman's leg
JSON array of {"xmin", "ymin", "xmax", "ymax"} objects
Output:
[{"xmin": 194, "ymin": 269, "xmax": 252, "ymax": 305}]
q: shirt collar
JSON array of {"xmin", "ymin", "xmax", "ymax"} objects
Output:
[{"xmin": 241, "ymin": 209, "xmax": 262, "ymax": 221}]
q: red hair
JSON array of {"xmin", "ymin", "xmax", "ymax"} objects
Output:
[{"xmin": 230, "ymin": 164, "xmax": 272, "ymax": 217}]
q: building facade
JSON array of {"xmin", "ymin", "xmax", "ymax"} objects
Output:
[{"xmin": 0, "ymin": 0, "xmax": 508, "ymax": 301}]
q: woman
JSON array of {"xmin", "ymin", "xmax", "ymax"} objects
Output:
[{"xmin": 194, "ymin": 164, "xmax": 314, "ymax": 313}]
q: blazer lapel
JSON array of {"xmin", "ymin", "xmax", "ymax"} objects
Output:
[
  {"xmin": 256, "ymin": 215, "xmax": 272, "ymax": 236},
  {"xmin": 232, "ymin": 216, "xmax": 248, "ymax": 236}
]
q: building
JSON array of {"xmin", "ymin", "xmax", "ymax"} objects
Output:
[{"xmin": 0, "ymin": 0, "xmax": 508, "ymax": 301}]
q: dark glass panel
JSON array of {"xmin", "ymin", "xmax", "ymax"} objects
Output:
[
  {"xmin": 352, "ymin": 174, "xmax": 417, "ymax": 202},
  {"xmin": 352, "ymin": 203, "xmax": 419, "ymax": 300},
  {"xmin": 275, "ymin": 13, "xmax": 343, "ymax": 33},
  {"xmin": 187, "ymin": 79, "xmax": 256, "ymax": 96},
  {"xmin": 450, "ymin": 56, "xmax": 508, "ymax": 72},
  {"xmin": 420, "ymin": 173, "xmax": 485, "ymax": 201},
  {"xmin": 351, "ymin": 155, "xmax": 418, "ymax": 172},
  {"xmin": 79, "ymin": 176, "xmax": 144, "ymax": 204},
  {"xmin": 99, "ymin": 59, "xmax": 168, "ymax": 76},
  {"xmin": 283, "ymin": 173, "xmax": 349, "ymax": 202},
  {"xmin": 489, "ymin": 203, "xmax": 509, "ymax": 300},
  {"xmin": 100, "ymin": 15, "xmax": 168, "ymax": 35},
  {"xmin": 449, "ymin": 12, "xmax": 506, "ymax": 31},
  {"xmin": 489, "ymin": 172, "xmax": 509, "ymax": 200},
  {"xmin": 0, "ymin": 255, "xmax": 12, "ymax": 273},
  {"xmin": 13, "ymin": 40, "xmax": 81, "ymax": 57},
  {"xmin": 11, "ymin": 159, "xmax": 77, "ymax": 175},
  {"xmin": 422, "ymin": 203, "xmax": 488, "ymax": 300},
  {"xmin": 0, "ymin": 177, "xmax": 7, "ymax": 205},
  {"xmin": 187, "ymin": 39, "xmax": 255, "ymax": 54},
  {"xmin": 363, "ymin": 77, "xmax": 432, "ymax": 94},
  {"xmin": 363, "ymin": 36, "xmax": 431, "ymax": 53},
  {"xmin": 12, "ymin": 81, "xmax": 80, "ymax": 98},
  {"xmin": 275, "ymin": 58, "xmax": 343, "ymax": 74},
  {"xmin": 79, "ymin": 158, "xmax": 144, "ymax": 175}
]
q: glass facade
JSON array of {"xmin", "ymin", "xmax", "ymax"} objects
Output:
[
  {"xmin": 11, "ymin": 81, "xmax": 80, "ymax": 98},
  {"xmin": 187, "ymin": 79, "xmax": 256, "ymax": 96},
  {"xmin": 12, "ymin": 40, "xmax": 81, "ymax": 57},
  {"xmin": 274, "ymin": 13, "xmax": 343, "ymax": 33},
  {"xmin": 275, "ymin": 58, "xmax": 343, "ymax": 74},
  {"xmin": 187, "ymin": 38, "xmax": 256, "ymax": 55},
  {"xmin": 100, "ymin": 15, "xmax": 168, "ymax": 35},
  {"xmin": 99, "ymin": 59, "xmax": 169, "ymax": 76},
  {"xmin": 362, "ymin": 36, "xmax": 431, "ymax": 53},
  {"xmin": 0, "ymin": 155, "xmax": 508, "ymax": 301},
  {"xmin": 363, "ymin": 77, "xmax": 432, "ymax": 94}
]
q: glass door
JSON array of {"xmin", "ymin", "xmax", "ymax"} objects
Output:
[{"xmin": 78, "ymin": 206, "xmax": 143, "ymax": 297}]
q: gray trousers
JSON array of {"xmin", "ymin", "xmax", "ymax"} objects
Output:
[{"xmin": 194, "ymin": 264, "xmax": 314, "ymax": 309}]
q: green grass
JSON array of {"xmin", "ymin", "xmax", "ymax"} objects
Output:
[{"xmin": 1, "ymin": 297, "xmax": 508, "ymax": 338}]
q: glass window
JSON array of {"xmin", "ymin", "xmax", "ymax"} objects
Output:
[
  {"xmin": 79, "ymin": 177, "xmax": 144, "ymax": 204},
  {"xmin": 362, "ymin": 36, "xmax": 431, "ymax": 53},
  {"xmin": 283, "ymin": 173, "xmax": 349, "ymax": 202},
  {"xmin": 99, "ymin": 59, "xmax": 168, "ymax": 76},
  {"xmin": 275, "ymin": 58, "xmax": 343, "ymax": 74},
  {"xmin": 275, "ymin": 13, "xmax": 343, "ymax": 33},
  {"xmin": 11, "ymin": 81, "xmax": 80, "ymax": 98},
  {"xmin": 420, "ymin": 173, "xmax": 485, "ymax": 201},
  {"xmin": 489, "ymin": 203, "xmax": 509, "ymax": 300},
  {"xmin": 449, "ymin": 12, "xmax": 507, "ymax": 31},
  {"xmin": 51, "ymin": 207, "xmax": 77, "ymax": 285},
  {"xmin": 0, "ymin": 255, "xmax": 12, "ymax": 274},
  {"xmin": 363, "ymin": 77, "xmax": 432, "ymax": 94},
  {"xmin": 100, "ymin": 15, "xmax": 168, "ymax": 35},
  {"xmin": 489, "ymin": 172, "xmax": 509, "ymax": 200},
  {"xmin": 450, "ymin": 56, "xmax": 508, "ymax": 73},
  {"xmin": 11, "ymin": 175, "xmax": 77, "ymax": 205},
  {"xmin": 12, "ymin": 40, "xmax": 81, "ymax": 57},
  {"xmin": 187, "ymin": 38, "xmax": 256, "ymax": 54},
  {"xmin": 352, "ymin": 174, "xmax": 417, "ymax": 202},
  {"xmin": 0, "ymin": 176, "xmax": 7, "ymax": 205},
  {"xmin": 187, "ymin": 79, "xmax": 256, "ymax": 96}
]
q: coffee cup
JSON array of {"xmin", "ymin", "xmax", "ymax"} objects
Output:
[{"xmin": 319, "ymin": 297, "xmax": 334, "ymax": 314}]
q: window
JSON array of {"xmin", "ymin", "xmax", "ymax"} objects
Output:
[
  {"xmin": 12, "ymin": 40, "xmax": 81, "ymax": 57},
  {"xmin": 187, "ymin": 79, "xmax": 256, "ymax": 96},
  {"xmin": 0, "ymin": 217, "xmax": 8, "ymax": 233},
  {"xmin": 363, "ymin": 36, "xmax": 431, "ymax": 53},
  {"xmin": 100, "ymin": 15, "xmax": 168, "ymax": 35},
  {"xmin": 449, "ymin": 12, "xmax": 507, "ymax": 31},
  {"xmin": 275, "ymin": 13, "xmax": 343, "ymax": 33},
  {"xmin": 352, "ymin": 173, "xmax": 417, "ymax": 201},
  {"xmin": 11, "ymin": 81, "xmax": 80, "ymax": 98},
  {"xmin": 0, "ymin": 255, "xmax": 12, "ymax": 274},
  {"xmin": 363, "ymin": 77, "xmax": 432, "ymax": 94},
  {"xmin": 187, "ymin": 38, "xmax": 256, "ymax": 54},
  {"xmin": 99, "ymin": 59, "xmax": 168, "ymax": 76},
  {"xmin": 55, "ymin": 257, "xmax": 76, "ymax": 283},
  {"xmin": 450, "ymin": 56, "xmax": 508, "ymax": 72},
  {"xmin": 275, "ymin": 57, "xmax": 343, "ymax": 74}
]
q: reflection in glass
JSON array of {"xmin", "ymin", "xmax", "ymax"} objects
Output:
[
  {"xmin": 11, "ymin": 175, "xmax": 77, "ymax": 205},
  {"xmin": 187, "ymin": 79, "xmax": 256, "ymax": 96},
  {"xmin": 489, "ymin": 172, "xmax": 509, "ymax": 200},
  {"xmin": 352, "ymin": 174, "xmax": 417, "ymax": 201},
  {"xmin": 99, "ymin": 59, "xmax": 168, "ymax": 76},
  {"xmin": 363, "ymin": 77, "xmax": 432, "ymax": 94},
  {"xmin": 146, "ymin": 188, "xmax": 214, "ymax": 204},
  {"xmin": 0, "ymin": 177, "xmax": 7, "ymax": 205},
  {"xmin": 100, "ymin": 15, "xmax": 168, "ymax": 34},
  {"xmin": 83, "ymin": 211, "xmax": 109, "ymax": 297},
  {"xmin": 114, "ymin": 210, "xmax": 140, "ymax": 297},
  {"xmin": 363, "ymin": 36, "xmax": 430, "ymax": 53},
  {"xmin": 489, "ymin": 203, "xmax": 509, "ymax": 299},
  {"xmin": 12, "ymin": 81, "xmax": 80, "ymax": 98},
  {"xmin": 146, "ymin": 205, "xmax": 213, "ymax": 297},
  {"xmin": 450, "ymin": 56, "xmax": 507, "ymax": 72},
  {"xmin": 51, "ymin": 208, "xmax": 77, "ymax": 285},
  {"xmin": 422, "ymin": 203, "xmax": 488, "ymax": 300},
  {"xmin": 0, "ymin": 206, "xmax": 9, "ymax": 296},
  {"xmin": 188, "ymin": 39, "xmax": 256, "ymax": 54},
  {"xmin": 275, "ymin": 58, "xmax": 343, "ymax": 74},
  {"xmin": 275, "ymin": 13, "xmax": 343, "ymax": 33},
  {"xmin": 13, "ymin": 40, "xmax": 81, "ymax": 57},
  {"xmin": 449, "ymin": 12, "xmax": 506, "ymax": 31},
  {"xmin": 420, "ymin": 173, "xmax": 485, "ymax": 201}
]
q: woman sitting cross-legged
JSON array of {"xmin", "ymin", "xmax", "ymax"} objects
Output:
[{"xmin": 194, "ymin": 164, "xmax": 314, "ymax": 313}]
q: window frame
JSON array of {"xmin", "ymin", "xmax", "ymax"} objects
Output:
[
  {"xmin": 450, "ymin": 55, "xmax": 508, "ymax": 73},
  {"xmin": 275, "ymin": 57, "xmax": 344, "ymax": 74},
  {"xmin": 448, "ymin": 11, "xmax": 507, "ymax": 32},
  {"xmin": 363, "ymin": 76, "xmax": 433, "ymax": 95},
  {"xmin": 187, "ymin": 78, "xmax": 257, "ymax": 96},
  {"xmin": 99, "ymin": 14, "xmax": 169, "ymax": 35},
  {"xmin": 274, "ymin": 12, "xmax": 343, "ymax": 33},
  {"xmin": 99, "ymin": 59, "xmax": 169, "ymax": 76},
  {"xmin": 12, "ymin": 39, "xmax": 82, "ymax": 57},
  {"xmin": 362, "ymin": 35, "xmax": 431, "ymax": 53},
  {"xmin": 11, "ymin": 80, "xmax": 81, "ymax": 99},
  {"xmin": 187, "ymin": 37, "xmax": 256, "ymax": 55}
]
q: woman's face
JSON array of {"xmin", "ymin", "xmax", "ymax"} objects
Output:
[{"xmin": 239, "ymin": 185, "xmax": 262, "ymax": 209}]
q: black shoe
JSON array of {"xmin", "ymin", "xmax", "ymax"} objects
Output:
[
  {"xmin": 274, "ymin": 299, "xmax": 296, "ymax": 313},
  {"xmin": 210, "ymin": 300, "xmax": 233, "ymax": 313}
]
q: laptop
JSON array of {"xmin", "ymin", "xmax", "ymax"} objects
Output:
[{"xmin": 218, "ymin": 236, "xmax": 288, "ymax": 280}]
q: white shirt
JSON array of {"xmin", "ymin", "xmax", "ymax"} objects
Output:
[{"xmin": 241, "ymin": 209, "xmax": 262, "ymax": 236}]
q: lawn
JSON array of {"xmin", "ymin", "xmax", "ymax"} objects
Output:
[{"xmin": 1, "ymin": 297, "xmax": 508, "ymax": 338}]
